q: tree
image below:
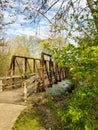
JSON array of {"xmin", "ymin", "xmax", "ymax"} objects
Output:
[
  {"xmin": 87, "ymin": 0, "xmax": 98, "ymax": 32},
  {"xmin": 52, "ymin": 35, "xmax": 98, "ymax": 129},
  {"xmin": 51, "ymin": 0, "xmax": 98, "ymax": 44},
  {"xmin": 8, "ymin": 35, "xmax": 41, "ymax": 56},
  {"xmin": 0, "ymin": 41, "xmax": 11, "ymax": 76},
  {"xmin": 39, "ymin": 36, "xmax": 66, "ymax": 54},
  {"xmin": 0, "ymin": 0, "xmax": 97, "ymax": 44}
]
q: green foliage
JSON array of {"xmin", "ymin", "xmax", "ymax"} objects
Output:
[
  {"xmin": 53, "ymin": 37, "xmax": 98, "ymax": 83},
  {"xmin": 52, "ymin": 36, "xmax": 98, "ymax": 129},
  {"xmin": 39, "ymin": 36, "xmax": 65, "ymax": 54},
  {"xmin": 39, "ymin": 39, "xmax": 50, "ymax": 53},
  {"xmin": 14, "ymin": 45, "xmax": 30, "ymax": 57},
  {"xmin": 12, "ymin": 35, "xmax": 35, "ymax": 56},
  {"xmin": 58, "ymin": 87, "xmax": 98, "ymax": 130}
]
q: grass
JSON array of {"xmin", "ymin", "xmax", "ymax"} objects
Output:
[
  {"xmin": 12, "ymin": 109, "xmax": 41, "ymax": 130},
  {"xmin": 12, "ymin": 93, "xmax": 55, "ymax": 130},
  {"xmin": 13, "ymin": 92, "xmax": 98, "ymax": 130}
]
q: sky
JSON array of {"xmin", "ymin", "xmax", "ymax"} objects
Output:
[
  {"xmin": 2, "ymin": 0, "xmax": 87, "ymax": 40},
  {"xmin": 4, "ymin": 10, "xmax": 50, "ymax": 39},
  {"xmin": 3, "ymin": 0, "xmax": 58, "ymax": 39}
]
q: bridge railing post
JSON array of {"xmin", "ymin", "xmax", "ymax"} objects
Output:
[
  {"xmin": 52, "ymin": 62, "xmax": 57, "ymax": 84},
  {"xmin": 12, "ymin": 56, "xmax": 16, "ymax": 88},
  {"xmin": 33, "ymin": 59, "xmax": 35, "ymax": 73},
  {"xmin": 40, "ymin": 53, "xmax": 45, "ymax": 90},
  {"xmin": 49, "ymin": 59, "xmax": 52, "ymax": 86},
  {"xmin": 23, "ymin": 81, "xmax": 27, "ymax": 103},
  {"xmin": 23, "ymin": 58, "xmax": 27, "ymax": 77},
  {"xmin": 0, "ymin": 80, "xmax": 3, "ymax": 92}
]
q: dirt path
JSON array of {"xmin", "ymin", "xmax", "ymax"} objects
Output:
[
  {"xmin": 0, "ymin": 88, "xmax": 24, "ymax": 104},
  {"xmin": 0, "ymin": 103, "xmax": 26, "ymax": 130},
  {"xmin": 0, "ymin": 88, "xmax": 26, "ymax": 130}
]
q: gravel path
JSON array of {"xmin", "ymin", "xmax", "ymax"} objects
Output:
[{"xmin": 0, "ymin": 103, "xmax": 26, "ymax": 130}]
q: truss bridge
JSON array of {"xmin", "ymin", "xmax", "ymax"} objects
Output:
[{"xmin": 0, "ymin": 52, "xmax": 69, "ymax": 103}]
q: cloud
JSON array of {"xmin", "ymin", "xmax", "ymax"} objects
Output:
[
  {"xmin": 39, "ymin": 20, "xmax": 49, "ymax": 26},
  {"xmin": 4, "ymin": 0, "xmax": 87, "ymax": 40},
  {"xmin": 6, "ymin": 22, "xmax": 50, "ymax": 39},
  {"xmin": 16, "ymin": 14, "xmax": 27, "ymax": 24},
  {"xmin": 37, "ymin": 26, "xmax": 50, "ymax": 39},
  {"xmin": 3, "ymin": 1, "xmax": 57, "ymax": 39},
  {"xmin": 6, "ymin": 26, "xmax": 34, "ymax": 36},
  {"xmin": 80, "ymin": 0, "xmax": 87, "ymax": 8},
  {"xmin": 4, "ymin": 11, "xmax": 15, "ymax": 23},
  {"xmin": 16, "ymin": 27, "xmax": 35, "ymax": 36},
  {"xmin": 8, "ymin": 23, "xmax": 21, "ymax": 29}
]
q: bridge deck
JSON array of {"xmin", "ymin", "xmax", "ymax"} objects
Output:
[{"xmin": 0, "ymin": 88, "xmax": 24, "ymax": 104}]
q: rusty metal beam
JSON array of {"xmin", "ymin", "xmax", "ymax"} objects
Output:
[
  {"xmin": 12, "ymin": 55, "xmax": 40, "ymax": 60},
  {"xmin": 41, "ymin": 52, "xmax": 52, "ymax": 57}
]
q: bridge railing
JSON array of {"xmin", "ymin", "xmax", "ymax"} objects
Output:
[
  {"xmin": 0, "ymin": 74, "xmax": 39, "ymax": 103},
  {"xmin": 0, "ymin": 73, "xmax": 36, "ymax": 91},
  {"xmin": 8, "ymin": 55, "xmax": 41, "ymax": 77},
  {"xmin": 1, "ymin": 53, "xmax": 69, "ymax": 92},
  {"xmin": 37, "ymin": 52, "xmax": 68, "ymax": 91},
  {"xmin": 22, "ymin": 74, "xmax": 39, "ymax": 102}
]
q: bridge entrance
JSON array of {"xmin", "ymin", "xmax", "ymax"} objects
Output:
[{"xmin": 0, "ymin": 52, "xmax": 69, "ymax": 103}]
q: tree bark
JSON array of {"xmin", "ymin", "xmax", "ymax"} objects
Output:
[{"xmin": 87, "ymin": 0, "xmax": 98, "ymax": 32}]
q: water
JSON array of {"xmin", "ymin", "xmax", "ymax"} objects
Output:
[{"xmin": 46, "ymin": 79, "xmax": 72, "ymax": 96}]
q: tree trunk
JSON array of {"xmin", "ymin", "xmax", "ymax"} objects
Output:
[{"xmin": 87, "ymin": 0, "xmax": 98, "ymax": 32}]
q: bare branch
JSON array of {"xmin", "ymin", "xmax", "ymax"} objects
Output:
[{"xmin": 44, "ymin": 0, "xmax": 60, "ymax": 14}]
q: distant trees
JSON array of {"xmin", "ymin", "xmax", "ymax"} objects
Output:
[
  {"xmin": 38, "ymin": 35, "xmax": 66, "ymax": 55},
  {"xmin": 0, "ymin": 35, "xmax": 41, "ymax": 76},
  {"xmin": 9, "ymin": 35, "xmax": 42, "ymax": 56},
  {"xmin": 0, "ymin": 41, "xmax": 11, "ymax": 76}
]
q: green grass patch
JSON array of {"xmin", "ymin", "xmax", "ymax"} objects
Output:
[
  {"xmin": 12, "ymin": 109, "xmax": 41, "ymax": 130},
  {"xmin": 12, "ymin": 94, "xmax": 55, "ymax": 130}
]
